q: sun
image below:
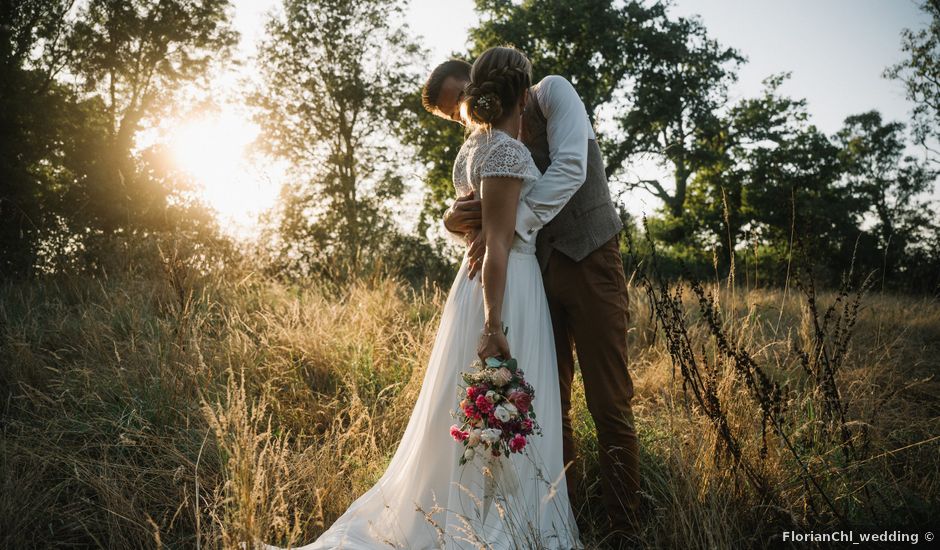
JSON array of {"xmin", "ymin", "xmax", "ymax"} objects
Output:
[{"xmin": 169, "ymin": 110, "xmax": 279, "ymax": 236}]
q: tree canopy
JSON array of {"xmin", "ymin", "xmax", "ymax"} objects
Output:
[{"xmin": 0, "ymin": 0, "xmax": 936, "ymax": 290}]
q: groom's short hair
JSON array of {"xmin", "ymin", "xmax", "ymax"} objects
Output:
[{"xmin": 421, "ymin": 59, "xmax": 472, "ymax": 113}]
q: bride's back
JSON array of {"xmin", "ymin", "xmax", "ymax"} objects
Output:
[
  {"xmin": 452, "ymin": 127, "xmax": 541, "ymax": 255},
  {"xmin": 452, "ymin": 128, "xmax": 540, "ymax": 202}
]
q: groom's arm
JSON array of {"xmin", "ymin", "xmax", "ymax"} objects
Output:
[
  {"xmin": 441, "ymin": 190, "xmax": 481, "ymax": 247},
  {"xmin": 515, "ymin": 75, "xmax": 592, "ymax": 243},
  {"xmin": 440, "ymin": 216, "xmax": 468, "ymax": 247}
]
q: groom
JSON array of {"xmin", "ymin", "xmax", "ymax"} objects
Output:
[{"xmin": 422, "ymin": 59, "xmax": 640, "ymax": 537}]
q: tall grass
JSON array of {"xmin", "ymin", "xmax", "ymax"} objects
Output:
[{"xmin": 1, "ymin": 254, "xmax": 937, "ymax": 548}]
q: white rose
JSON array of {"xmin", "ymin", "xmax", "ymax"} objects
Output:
[
  {"xmin": 481, "ymin": 428, "xmax": 502, "ymax": 444},
  {"xmin": 464, "ymin": 447, "xmax": 475, "ymax": 461},
  {"xmin": 485, "ymin": 390, "xmax": 497, "ymax": 402},
  {"xmin": 467, "ymin": 429, "xmax": 482, "ymax": 447},
  {"xmin": 494, "ymin": 405, "xmax": 511, "ymax": 422},
  {"xmin": 503, "ymin": 402, "xmax": 518, "ymax": 418}
]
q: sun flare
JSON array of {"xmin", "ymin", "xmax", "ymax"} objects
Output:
[{"xmin": 169, "ymin": 111, "xmax": 279, "ymax": 236}]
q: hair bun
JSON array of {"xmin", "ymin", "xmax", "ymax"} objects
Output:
[
  {"xmin": 461, "ymin": 46, "xmax": 532, "ymax": 127},
  {"xmin": 467, "ymin": 91, "xmax": 503, "ymax": 124}
]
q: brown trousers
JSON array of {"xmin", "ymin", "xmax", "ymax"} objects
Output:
[{"xmin": 542, "ymin": 234, "xmax": 639, "ymax": 531}]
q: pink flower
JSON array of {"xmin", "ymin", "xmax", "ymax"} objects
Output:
[
  {"xmin": 463, "ymin": 402, "xmax": 481, "ymax": 420},
  {"xmin": 475, "ymin": 394, "xmax": 494, "ymax": 415},
  {"xmin": 509, "ymin": 433, "xmax": 527, "ymax": 452},
  {"xmin": 508, "ymin": 390, "xmax": 531, "ymax": 414},
  {"xmin": 521, "ymin": 418, "xmax": 534, "ymax": 434},
  {"xmin": 450, "ymin": 425, "xmax": 469, "ymax": 442},
  {"xmin": 467, "ymin": 385, "xmax": 483, "ymax": 400},
  {"xmin": 487, "ymin": 412, "xmax": 502, "ymax": 428}
]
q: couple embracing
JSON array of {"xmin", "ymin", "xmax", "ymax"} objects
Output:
[{"xmin": 265, "ymin": 46, "xmax": 639, "ymax": 550}]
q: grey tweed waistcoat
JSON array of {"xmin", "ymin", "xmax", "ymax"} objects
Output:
[{"xmin": 520, "ymin": 90, "xmax": 624, "ymax": 272}]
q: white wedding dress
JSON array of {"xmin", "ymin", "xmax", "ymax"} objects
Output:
[{"xmin": 265, "ymin": 128, "xmax": 581, "ymax": 549}]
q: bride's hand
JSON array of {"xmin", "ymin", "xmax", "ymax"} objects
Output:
[{"xmin": 478, "ymin": 326, "xmax": 510, "ymax": 361}]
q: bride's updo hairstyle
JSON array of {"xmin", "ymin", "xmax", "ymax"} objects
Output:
[{"xmin": 461, "ymin": 46, "xmax": 532, "ymax": 127}]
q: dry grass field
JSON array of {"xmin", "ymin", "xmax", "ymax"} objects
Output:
[{"xmin": 1, "ymin": 261, "xmax": 937, "ymax": 548}]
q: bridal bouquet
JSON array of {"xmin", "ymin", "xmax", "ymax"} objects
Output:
[{"xmin": 450, "ymin": 356, "xmax": 542, "ymax": 465}]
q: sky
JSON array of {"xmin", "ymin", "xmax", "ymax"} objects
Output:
[
  {"xmin": 214, "ymin": 0, "xmax": 934, "ymax": 233},
  {"xmin": 666, "ymin": 0, "xmax": 926, "ymax": 134}
]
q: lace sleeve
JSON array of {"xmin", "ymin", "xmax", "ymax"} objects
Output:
[
  {"xmin": 452, "ymin": 144, "xmax": 472, "ymax": 196},
  {"xmin": 480, "ymin": 138, "xmax": 536, "ymax": 182}
]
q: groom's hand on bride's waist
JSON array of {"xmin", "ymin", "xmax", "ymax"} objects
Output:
[
  {"xmin": 443, "ymin": 191, "xmax": 485, "ymax": 279},
  {"xmin": 444, "ymin": 191, "xmax": 482, "ymax": 234}
]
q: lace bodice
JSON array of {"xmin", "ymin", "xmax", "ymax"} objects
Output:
[{"xmin": 452, "ymin": 128, "xmax": 541, "ymax": 253}]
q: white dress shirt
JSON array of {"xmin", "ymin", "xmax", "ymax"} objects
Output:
[
  {"xmin": 513, "ymin": 75, "xmax": 594, "ymax": 243},
  {"xmin": 442, "ymin": 75, "xmax": 594, "ymax": 246}
]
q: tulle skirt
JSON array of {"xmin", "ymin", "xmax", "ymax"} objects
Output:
[{"xmin": 265, "ymin": 249, "xmax": 581, "ymax": 549}]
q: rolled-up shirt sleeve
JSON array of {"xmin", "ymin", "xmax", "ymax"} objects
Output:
[{"xmin": 515, "ymin": 75, "xmax": 592, "ymax": 242}]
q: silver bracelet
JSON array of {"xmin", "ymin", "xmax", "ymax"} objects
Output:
[{"xmin": 480, "ymin": 323, "xmax": 506, "ymax": 336}]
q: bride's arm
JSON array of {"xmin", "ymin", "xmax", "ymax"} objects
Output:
[{"xmin": 478, "ymin": 176, "xmax": 524, "ymax": 361}]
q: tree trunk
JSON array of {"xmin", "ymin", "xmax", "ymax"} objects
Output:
[{"xmin": 670, "ymin": 164, "xmax": 690, "ymax": 218}]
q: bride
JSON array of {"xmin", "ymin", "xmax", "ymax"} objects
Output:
[{"xmin": 264, "ymin": 46, "xmax": 581, "ymax": 550}]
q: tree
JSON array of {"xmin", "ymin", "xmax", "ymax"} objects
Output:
[
  {"xmin": 682, "ymin": 74, "xmax": 809, "ymax": 263},
  {"xmin": 885, "ymin": 0, "xmax": 940, "ymax": 163},
  {"xmin": 746, "ymin": 125, "xmax": 864, "ymax": 279},
  {"xmin": 0, "ymin": 0, "xmax": 80, "ymax": 276},
  {"xmin": 676, "ymin": 73, "xmax": 868, "ymax": 281},
  {"xmin": 252, "ymin": 0, "xmax": 422, "ymax": 278},
  {"xmin": 666, "ymin": 73, "xmax": 864, "ymax": 283},
  {"xmin": 469, "ymin": 0, "xmax": 661, "ymax": 123},
  {"xmin": 676, "ymin": 84, "xmax": 939, "ymax": 287},
  {"xmin": 609, "ymin": 13, "xmax": 744, "ymax": 220},
  {"xmin": 67, "ymin": 0, "xmax": 237, "ymax": 232},
  {"xmin": 0, "ymin": 0, "xmax": 74, "ymax": 90},
  {"xmin": 836, "ymin": 111, "xmax": 937, "ymax": 279},
  {"xmin": 0, "ymin": 0, "xmax": 237, "ymax": 276}
]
